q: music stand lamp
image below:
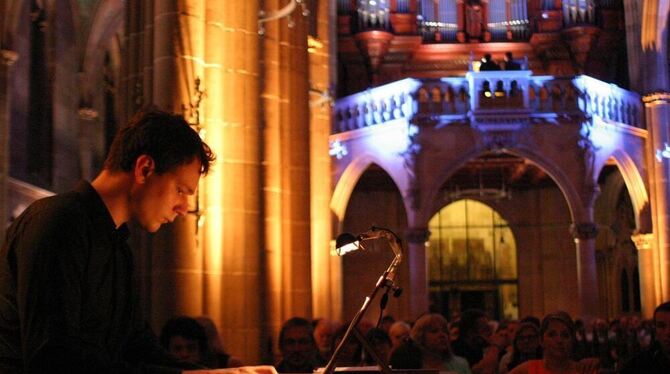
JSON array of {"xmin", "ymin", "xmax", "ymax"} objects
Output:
[{"xmin": 322, "ymin": 226, "xmax": 404, "ymax": 374}]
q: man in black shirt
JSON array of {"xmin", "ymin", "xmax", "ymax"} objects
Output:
[
  {"xmin": 619, "ymin": 301, "xmax": 670, "ymax": 374},
  {"xmin": 0, "ymin": 110, "xmax": 215, "ymax": 373}
]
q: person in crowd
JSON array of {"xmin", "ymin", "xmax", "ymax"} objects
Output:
[
  {"xmin": 503, "ymin": 52, "xmax": 522, "ymax": 70},
  {"xmin": 313, "ymin": 318, "xmax": 340, "ymax": 365},
  {"xmin": 195, "ymin": 316, "xmax": 243, "ymax": 368},
  {"xmin": 160, "ymin": 316, "xmax": 208, "ymax": 365},
  {"xmin": 411, "ymin": 313, "xmax": 472, "ymax": 374},
  {"xmin": 508, "ymin": 313, "xmax": 597, "ymax": 374},
  {"xmin": 330, "ymin": 323, "xmax": 363, "ymax": 367},
  {"xmin": 275, "ymin": 317, "xmax": 319, "ymax": 373},
  {"xmin": 389, "ymin": 321, "xmax": 412, "ymax": 350},
  {"xmin": 479, "ymin": 54, "xmax": 501, "ymax": 71},
  {"xmin": 380, "ymin": 315, "xmax": 396, "ymax": 334},
  {"xmin": 389, "ymin": 338, "xmax": 423, "ymax": 369},
  {"xmin": 363, "ymin": 328, "xmax": 393, "ymax": 365},
  {"xmin": 452, "ymin": 309, "xmax": 503, "ymax": 374},
  {"xmin": 0, "ymin": 109, "xmax": 215, "ymax": 373},
  {"xmin": 619, "ymin": 301, "xmax": 670, "ymax": 373},
  {"xmin": 498, "ymin": 322, "xmax": 542, "ymax": 374}
]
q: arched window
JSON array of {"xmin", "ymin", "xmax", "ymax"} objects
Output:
[{"xmin": 428, "ymin": 199, "xmax": 518, "ymax": 320}]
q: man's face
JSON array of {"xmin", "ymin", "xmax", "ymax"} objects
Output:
[
  {"xmin": 132, "ymin": 157, "xmax": 201, "ymax": 232},
  {"xmin": 655, "ymin": 310, "xmax": 670, "ymax": 354},
  {"xmin": 168, "ymin": 335, "xmax": 201, "ymax": 364},
  {"xmin": 314, "ymin": 322, "xmax": 334, "ymax": 353},
  {"xmin": 424, "ymin": 319, "xmax": 451, "ymax": 355},
  {"xmin": 281, "ymin": 326, "xmax": 314, "ymax": 367}
]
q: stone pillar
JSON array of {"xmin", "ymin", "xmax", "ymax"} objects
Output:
[
  {"xmin": 262, "ymin": 0, "xmax": 312, "ymax": 335},
  {"xmin": 148, "ymin": 0, "xmax": 205, "ymax": 321},
  {"xmin": 570, "ymin": 222, "xmax": 600, "ymax": 318},
  {"xmin": 310, "ymin": 0, "xmax": 339, "ymax": 320},
  {"xmin": 0, "ymin": 50, "xmax": 18, "ymax": 239},
  {"xmin": 632, "ymin": 233, "xmax": 657, "ymax": 318},
  {"xmin": 405, "ymin": 227, "xmax": 430, "ymax": 318},
  {"xmin": 201, "ymin": 0, "xmax": 263, "ymax": 364},
  {"xmin": 644, "ymin": 93, "xmax": 670, "ymax": 301}
]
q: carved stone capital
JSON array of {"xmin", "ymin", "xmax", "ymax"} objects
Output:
[
  {"xmin": 642, "ymin": 92, "xmax": 670, "ymax": 104},
  {"xmin": 631, "ymin": 233, "xmax": 654, "ymax": 251},
  {"xmin": 0, "ymin": 50, "xmax": 18, "ymax": 66},
  {"xmin": 570, "ymin": 222, "xmax": 598, "ymax": 240},
  {"xmin": 404, "ymin": 228, "xmax": 430, "ymax": 244}
]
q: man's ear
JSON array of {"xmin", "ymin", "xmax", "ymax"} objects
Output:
[{"xmin": 134, "ymin": 154, "xmax": 155, "ymax": 183}]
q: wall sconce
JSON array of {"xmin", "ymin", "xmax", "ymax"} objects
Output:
[{"xmin": 258, "ymin": 0, "xmax": 310, "ymax": 35}]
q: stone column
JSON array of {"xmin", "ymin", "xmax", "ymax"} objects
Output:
[
  {"xmin": 405, "ymin": 227, "xmax": 430, "ymax": 318},
  {"xmin": 632, "ymin": 233, "xmax": 657, "ymax": 318},
  {"xmin": 201, "ymin": 0, "xmax": 263, "ymax": 364},
  {"xmin": 570, "ymin": 222, "xmax": 600, "ymax": 318},
  {"xmin": 310, "ymin": 0, "xmax": 339, "ymax": 320},
  {"xmin": 262, "ymin": 0, "xmax": 312, "ymax": 334},
  {"xmin": 148, "ymin": 0, "xmax": 205, "ymax": 321},
  {"xmin": 644, "ymin": 93, "xmax": 670, "ymax": 301},
  {"xmin": 0, "ymin": 50, "xmax": 18, "ymax": 239}
]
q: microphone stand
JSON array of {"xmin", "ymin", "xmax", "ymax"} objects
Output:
[{"xmin": 323, "ymin": 228, "xmax": 403, "ymax": 374}]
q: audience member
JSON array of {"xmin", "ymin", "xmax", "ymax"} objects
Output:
[
  {"xmin": 160, "ymin": 316, "xmax": 208, "ymax": 366},
  {"xmin": 389, "ymin": 321, "xmax": 411, "ymax": 350},
  {"xmin": 498, "ymin": 322, "xmax": 542, "ymax": 374},
  {"xmin": 330, "ymin": 323, "xmax": 363, "ymax": 367},
  {"xmin": 363, "ymin": 327, "xmax": 392, "ymax": 365},
  {"xmin": 195, "ymin": 316, "xmax": 243, "ymax": 368},
  {"xmin": 508, "ymin": 313, "xmax": 597, "ymax": 374},
  {"xmin": 452, "ymin": 309, "xmax": 502, "ymax": 373},
  {"xmin": 389, "ymin": 338, "xmax": 423, "ymax": 369},
  {"xmin": 276, "ymin": 317, "xmax": 319, "ymax": 373},
  {"xmin": 411, "ymin": 313, "xmax": 472, "ymax": 374},
  {"xmin": 313, "ymin": 318, "xmax": 339, "ymax": 365},
  {"xmin": 380, "ymin": 315, "xmax": 396, "ymax": 334},
  {"xmin": 619, "ymin": 301, "xmax": 670, "ymax": 374}
]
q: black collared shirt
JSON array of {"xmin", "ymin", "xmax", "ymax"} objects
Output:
[
  {"xmin": 619, "ymin": 343, "xmax": 670, "ymax": 374},
  {"xmin": 0, "ymin": 181, "xmax": 178, "ymax": 373}
]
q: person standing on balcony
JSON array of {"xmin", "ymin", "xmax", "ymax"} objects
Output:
[
  {"xmin": 504, "ymin": 52, "xmax": 522, "ymax": 70},
  {"xmin": 480, "ymin": 54, "xmax": 501, "ymax": 71}
]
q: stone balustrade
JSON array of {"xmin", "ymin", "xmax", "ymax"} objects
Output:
[{"xmin": 332, "ymin": 71, "xmax": 643, "ymax": 134}]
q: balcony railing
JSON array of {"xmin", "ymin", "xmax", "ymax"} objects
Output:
[{"xmin": 332, "ymin": 71, "xmax": 642, "ymax": 134}]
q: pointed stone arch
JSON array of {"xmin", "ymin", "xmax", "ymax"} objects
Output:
[
  {"xmin": 331, "ymin": 152, "xmax": 403, "ymax": 225},
  {"xmin": 598, "ymin": 149, "xmax": 651, "ymax": 232}
]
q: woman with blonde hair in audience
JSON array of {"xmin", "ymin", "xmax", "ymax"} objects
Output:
[
  {"xmin": 411, "ymin": 313, "xmax": 472, "ymax": 374},
  {"xmin": 508, "ymin": 313, "xmax": 598, "ymax": 374}
]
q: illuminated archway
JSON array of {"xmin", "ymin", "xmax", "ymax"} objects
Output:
[{"xmin": 428, "ymin": 199, "xmax": 518, "ymax": 320}]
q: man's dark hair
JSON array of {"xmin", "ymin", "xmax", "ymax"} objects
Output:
[
  {"xmin": 103, "ymin": 109, "xmax": 215, "ymax": 175},
  {"xmin": 279, "ymin": 317, "xmax": 315, "ymax": 349},
  {"xmin": 160, "ymin": 316, "xmax": 208, "ymax": 354},
  {"xmin": 654, "ymin": 301, "xmax": 670, "ymax": 322}
]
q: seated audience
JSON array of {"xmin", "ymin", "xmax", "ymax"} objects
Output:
[
  {"xmin": 275, "ymin": 317, "xmax": 319, "ymax": 373},
  {"xmin": 313, "ymin": 318, "xmax": 339, "ymax": 365},
  {"xmin": 619, "ymin": 301, "xmax": 670, "ymax": 374},
  {"xmin": 195, "ymin": 316, "xmax": 243, "ymax": 368},
  {"xmin": 389, "ymin": 321, "xmax": 411, "ymax": 350},
  {"xmin": 389, "ymin": 338, "xmax": 423, "ymax": 369},
  {"xmin": 411, "ymin": 313, "xmax": 472, "ymax": 374},
  {"xmin": 363, "ymin": 327, "xmax": 392, "ymax": 365},
  {"xmin": 498, "ymin": 322, "xmax": 542, "ymax": 374},
  {"xmin": 330, "ymin": 323, "xmax": 363, "ymax": 367},
  {"xmin": 160, "ymin": 316, "xmax": 208, "ymax": 366},
  {"xmin": 452, "ymin": 309, "xmax": 502, "ymax": 374},
  {"xmin": 508, "ymin": 313, "xmax": 597, "ymax": 374}
]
